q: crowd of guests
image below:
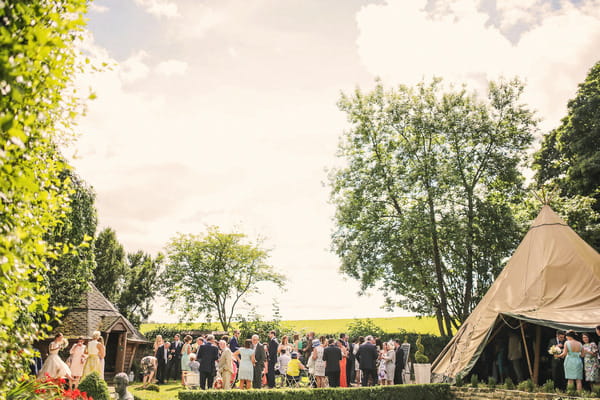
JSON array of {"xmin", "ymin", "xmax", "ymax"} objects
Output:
[
  {"xmin": 547, "ymin": 327, "xmax": 600, "ymax": 392},
  {"xmin": 139, "ymin": 330, "xmax": 409, "ymax": 390}
]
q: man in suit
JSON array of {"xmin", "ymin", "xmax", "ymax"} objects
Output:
[
  {"xmin": 323, "ymin": 338, "xmax": 342, "ymax": 387},
  {"xmin": 171, "ymin": 334, "xmax": 183, "ymax": 381},
  {"xmin": 252, "ymin": 334, "xmax": 267, "ymax": 389},
  {"xmin": 229, "ymin": 329, "xmax": 241, "ymax": 353},
  {"xmin": 356, "ymin": 335, "xmax": 378, "ymax": 386},
  {"xmin": 198, "ymin": 334, "xmax": 219, "ymax": 390},
  {"xmin": 155, "ymin": 341, "xmax": 171, "ymax": 384},
  {"xmin": 218, "ymin": 339, "xmax": 234, "ymax": 389},
  {"xmin": 340, "ymin": 333, "xmax": 354, "ymax": 386},
  {"xmin": 267, "ymin": 330, "xmax": 279, "ymax": 388},
  {"xmin": 393, "ymin": 338, "xmax": 405, "ymax": 384},
  {"xmin": 303, "ymin": 331, "xmax": 315, "ymax": 364},
  {"xmin": 548, "ymin": 330, "xmax": 566, "ymax": 389}
]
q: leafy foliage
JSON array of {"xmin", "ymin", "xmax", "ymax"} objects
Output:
[
  {"xmin": 44, "ymin": 168, "xmax": 97, "ymax": 319},
  {"xmin": 0, "ymin": 0, "xmax": 87, "ymax": 395},
  {"xmin": 78, "ymin": 372, "xmax": 110, "ymax": 400},
  {"xmin": 178, "ymin": 384, "xmax": 453, "ymax": 400},
  {"xmin": 116, "ymin": 251, "xmax": 163, "ymax": 327},
  {"xmin": 346, "ymin": 318, "xmax": 385, "ymax": 339},
  {"xmin": 415, "ymin": 335, "xmax": 429, "ymax": 363},
  {"xmin": 534, "ymin": 60, "xmax": 600, "ymax": 251},
  {"xmin": 161, "ymin": 227, "xmax": 286, "ymax": 331},
  {"xmin": 330, "ymin": 78, "xmax": 535, "ymax": 336},
  {"xmin": 93, "ymin": 227, "xmax": 126, "ymax": 303}
]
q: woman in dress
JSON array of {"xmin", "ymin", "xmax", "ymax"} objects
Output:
[
  {"xmin": 180, "ymin": 335, "xmax": 193, "ymax": 385},
  {"xmin": 279, "ymin": 335, "xmax": 293, "ymax": 356},
  {"xmin": 354, "ymin": 337, "xmax": 363, "ymax": 386},
  {"xmin": 311, "ymin": 339, "xmax": 326, "ymax": 388},
  {"xmin": 233, "ymin": 339, "xmax": 255, "ymax": 389},
  {"xmin": 82, "ymin": 331, "xmax": 103, "ymax": 378},
  {"xmin": 97, "ymin": 336, "xmax": 106, "ymax": 379},
  {"xmin": 38, "ymin": 333, "xmax": 72, "ymax": 380},
  {"xmin": 141, "ymin": 355, "xmax": 158, "ymax": 388},
  {"xmin": 337, "ymin": 339, "xmax": 348, "ymax": 387},
  {"xmin": 68, "ymin": 337, "xmax": 86, "ymax": 388},
  {"xmin": 292, "ymin": 334, "xmax": 300, "ymax": 353},
  {"xmin": 381, "ymin": 341, "xmax": 396, "ymax": 385},
  {"xmin": 558, "ymin": 330, "xmax": 584, "ymax": 391},
  {"xmin": 153, "ymin": 335, "xmax": 164, "ymax": 354},
  {"xmin": 581, "ymin": 332, "xmax": 599, "ymax": 386}
]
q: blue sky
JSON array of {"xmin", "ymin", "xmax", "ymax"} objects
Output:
[{"xmin": 71, "ymin": 0, "xmax": 600, "ymax": 323}]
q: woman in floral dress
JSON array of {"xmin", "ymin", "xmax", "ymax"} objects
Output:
[{"xmin": 581, "ymin": 333, "xmax": 599, "ymax": 385}]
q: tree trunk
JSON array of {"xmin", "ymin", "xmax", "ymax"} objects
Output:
[{"xmin": 462, "ymin": 192, "xmax": 475, "ymax": 321}]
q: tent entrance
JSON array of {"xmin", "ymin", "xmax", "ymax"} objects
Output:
[{"xmin": 468, "ymin": 314, "xmax": 594, "ymax": 387}]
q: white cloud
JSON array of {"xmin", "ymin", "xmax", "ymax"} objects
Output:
[
  {"xmin": 89, "ymin": 3, "xmax": 109, "ymax": 13},
  {"xmin": 155, "ymin": 59, "xmax": 188, "ymax": 77},
  {"xmin": 355, "ymin": 0, "xmax": 600, "ymax": 131},
  {"xmin": 119, "ymin": 50, "xmax": 151, "ymax": 84},
  {"xmin": 133, "ymin": 0, "xmax": 179, "ymax": 18}
]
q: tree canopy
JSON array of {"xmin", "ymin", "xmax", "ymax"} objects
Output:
[
  {"xmin": 0, "ymin": 0, "xmax": 87, "ymax": 394},
  {"xmin": 161, "ymin": 227, "xmax": 286, "ymax": 331},
  {"xmin": 330, "ymin": 78, "xmax": 536, "ymax": 336},
  {"xmin": 93, "ymin": 227, "xmax": 126, "ymax": 304},
  {"xmin": 534, "ymin": 60, "xmax": 600, "ymax": 250}
]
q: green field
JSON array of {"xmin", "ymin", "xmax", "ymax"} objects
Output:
[{"xmin": 140, "ymin": 316, "xmax": 440, "ymax": 336}]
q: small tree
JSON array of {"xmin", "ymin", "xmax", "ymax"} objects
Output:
[
  {"xmin": 161, "ymin": 227, "xmax": 286, "ymax": 331},
  {"xmin": 347, "ymin": 318, "xmax": 385, "ymax": 339}
]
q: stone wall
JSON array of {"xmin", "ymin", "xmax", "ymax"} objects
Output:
[{"xmin": 451, "ymin": 387, "xmax": 600, "ymax": 400}]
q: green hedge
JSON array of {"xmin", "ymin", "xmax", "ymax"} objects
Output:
[{"xmin": 178, "ymin": 384, "xmax": 452, "ymax": 400}]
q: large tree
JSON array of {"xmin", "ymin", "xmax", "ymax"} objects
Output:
[
  {"xmin": 161, "ymin": 227, "xmax": 286, "ymax": 331},
  {"xmin": 330, "ymin": 79, "xmax": 536, "ymax": 336},
  {"xmin": 116, "ymin": 251, "xmax": 163, "ymax": 327},
  {"xmin": 45, "ymin": 168, "xmax": 97, "ymax": 317},
  {"xmin": 0, "ymin": 0, "xmax": 87, "ymax": 394},
  {"xmin": 93, "ymin": 227, "xmax": 126, "ymax": 303},
  {"xmin": 534, "ymin": 60, "xmax": 600, "ymax": 250}
]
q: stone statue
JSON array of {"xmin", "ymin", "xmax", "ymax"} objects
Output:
[{"xmin": 114, "ymin": 372, "xmax": 134, "ymax": 400}]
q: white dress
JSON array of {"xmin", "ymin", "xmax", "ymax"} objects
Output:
[
  {"xmin": 313, "ymin": 346, "xmax": 326, "ymax": 377},
  {"xmin": 38, "ymin": 341, "xmax": 72, "ymax": 379}
]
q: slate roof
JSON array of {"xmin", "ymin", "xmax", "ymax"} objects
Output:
[{"xmin": 58, "ymin": 282, "xmax": 149, "ymax": 343}]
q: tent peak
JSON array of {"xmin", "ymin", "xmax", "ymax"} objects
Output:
[{"xmin": 531, "ymin": 205, "xmax": 567, "ymax": 229}]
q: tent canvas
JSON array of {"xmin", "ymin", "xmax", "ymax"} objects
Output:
[{"xmin": 432, "ymin": 205, "xmax": 600, "ymax": 382}]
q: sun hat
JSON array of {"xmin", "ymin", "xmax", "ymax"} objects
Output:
[{"xmin": 312, "ymin": 339, "xmax": 321, "ymax": 347}]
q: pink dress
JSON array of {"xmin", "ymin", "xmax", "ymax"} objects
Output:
[{"xmin": 68, "ymin": 343, "xmax": 86, "ymax": 377}]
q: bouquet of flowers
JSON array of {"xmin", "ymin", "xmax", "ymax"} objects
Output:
[{"xmin": 548, "ymin": 345, "xmax": 561, "ymax": 355}]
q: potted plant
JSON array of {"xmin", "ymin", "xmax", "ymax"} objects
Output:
[{"xmin": 413, "ymin": 335, "xmax": 431, "ymax": 384}]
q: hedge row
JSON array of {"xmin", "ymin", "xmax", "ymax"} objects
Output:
[{"xmin": 178, "ymin": 384, "xmax": 452, "ymax": 400}]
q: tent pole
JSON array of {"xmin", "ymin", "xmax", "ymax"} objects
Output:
[
  {"xmin": 533, "ymin": 325, "xmax": 541, "ymax": 385},
  {"xmin": 520, "ymin": 322, "xmax": 533, "ymax": 379}
]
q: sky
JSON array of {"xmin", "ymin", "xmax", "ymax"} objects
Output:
[{"xmin": 68, "ymin": 0, "xmax": 600, "ymax": 323}]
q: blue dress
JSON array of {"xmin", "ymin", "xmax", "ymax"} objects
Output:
[
  {"xmin": 181, "ymin": 343, "xmax": 191, "ymax": 371},
  {"xmin": 564, "ymin": 341, "xmax": 583, "ymax": 380},
  {"xmin": 238, "ymin": 348, "xmax": 254, "ymax": 381}
]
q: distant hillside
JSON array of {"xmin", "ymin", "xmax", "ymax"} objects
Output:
[{"xmin": 140, "ymin": 316, "xmax": 440, "ymax": 336}]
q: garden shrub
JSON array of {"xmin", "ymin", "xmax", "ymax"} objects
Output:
[
  {"xmin": 178, "ymin": 384, "xmax": 452, "ymax": 400},
  {"xmin": 566, "ymin": 383, "xmax": 577, "ymax": 397},
  {"xmin": 78, "ymin": 372, "xmax": 110, "ymax": 400},
  {"xmin": 541, "ymin": 379, "xmax": 554, "ymax": 393},
  {"xmin": 470, "ymin": 374, "xmax": 479, "ymax": 388},
  {"xmin": 504, "ymin": 377, "xmax": 514, "ymax": 390},
  {"xmin": 454, "ymin": 374, "xmax": 464, "ymax": 387},
  {"xmin": 517, "ymin": 379, "xmax": 535, "ymax": 392},
  {"xmin": 487, "ymin": 376, "xmax": 496, "ymax": 389}
]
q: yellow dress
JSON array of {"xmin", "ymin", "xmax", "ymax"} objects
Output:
[{"xmin": 82, "ymin": 340, "xmax": 103, "ymax": 378}]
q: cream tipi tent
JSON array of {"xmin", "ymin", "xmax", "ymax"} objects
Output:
[{"xmin": 432, "ymin": 205, "xmax": 600, "ymax": 382}]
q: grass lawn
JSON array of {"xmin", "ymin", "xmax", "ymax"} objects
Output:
[
  {"xmin": 130, "ymin": 382, "xmax": 181, "ymax": 400},
  {"xmin": 141, "ymin": 316, "xmax": 440, "ymax": 336}
]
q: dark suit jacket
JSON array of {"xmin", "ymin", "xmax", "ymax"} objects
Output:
[
  {"xmin": 268, "ymin": 338, "xmax": 279, "ymax": 364},
  {"xmin": 323, "ymin": 345, "xmax": 342, "ymax": 372},
  {"xmin": 229, "ymin": 336, "xmax": 240, "ymax": 353},
  {"xmin": 395, "ymin": 346, "xmax": 405, "ymax": 370},
  {"xmin": 198, "ymin": 343, "xmax": 219, "ymax": 373},
  {"xmin": 356, "ymin": 342, "xmax": 378, "ymax": 370},
  {"xmin": 156, "ymin": 345, "xmax": 169, "ymax": 366},
  {"xmin": 254, "ymin": 343, "xmax": 267, "ymax": 365},
  {"xmin": 171, "ymin": 341, "xmax": 183, "ymax": 359}
]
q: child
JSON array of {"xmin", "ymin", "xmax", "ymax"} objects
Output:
[
  {"xmin": 188, "ymin": 353, "xmax": 200, "ymax": 373},
  {"xmin": 286, "ymin": 352, "xmax": 306, "ymax": 386},
  {"xmin": 277, "ymin": 349, "xmax": 291, "ymax": 387}
]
